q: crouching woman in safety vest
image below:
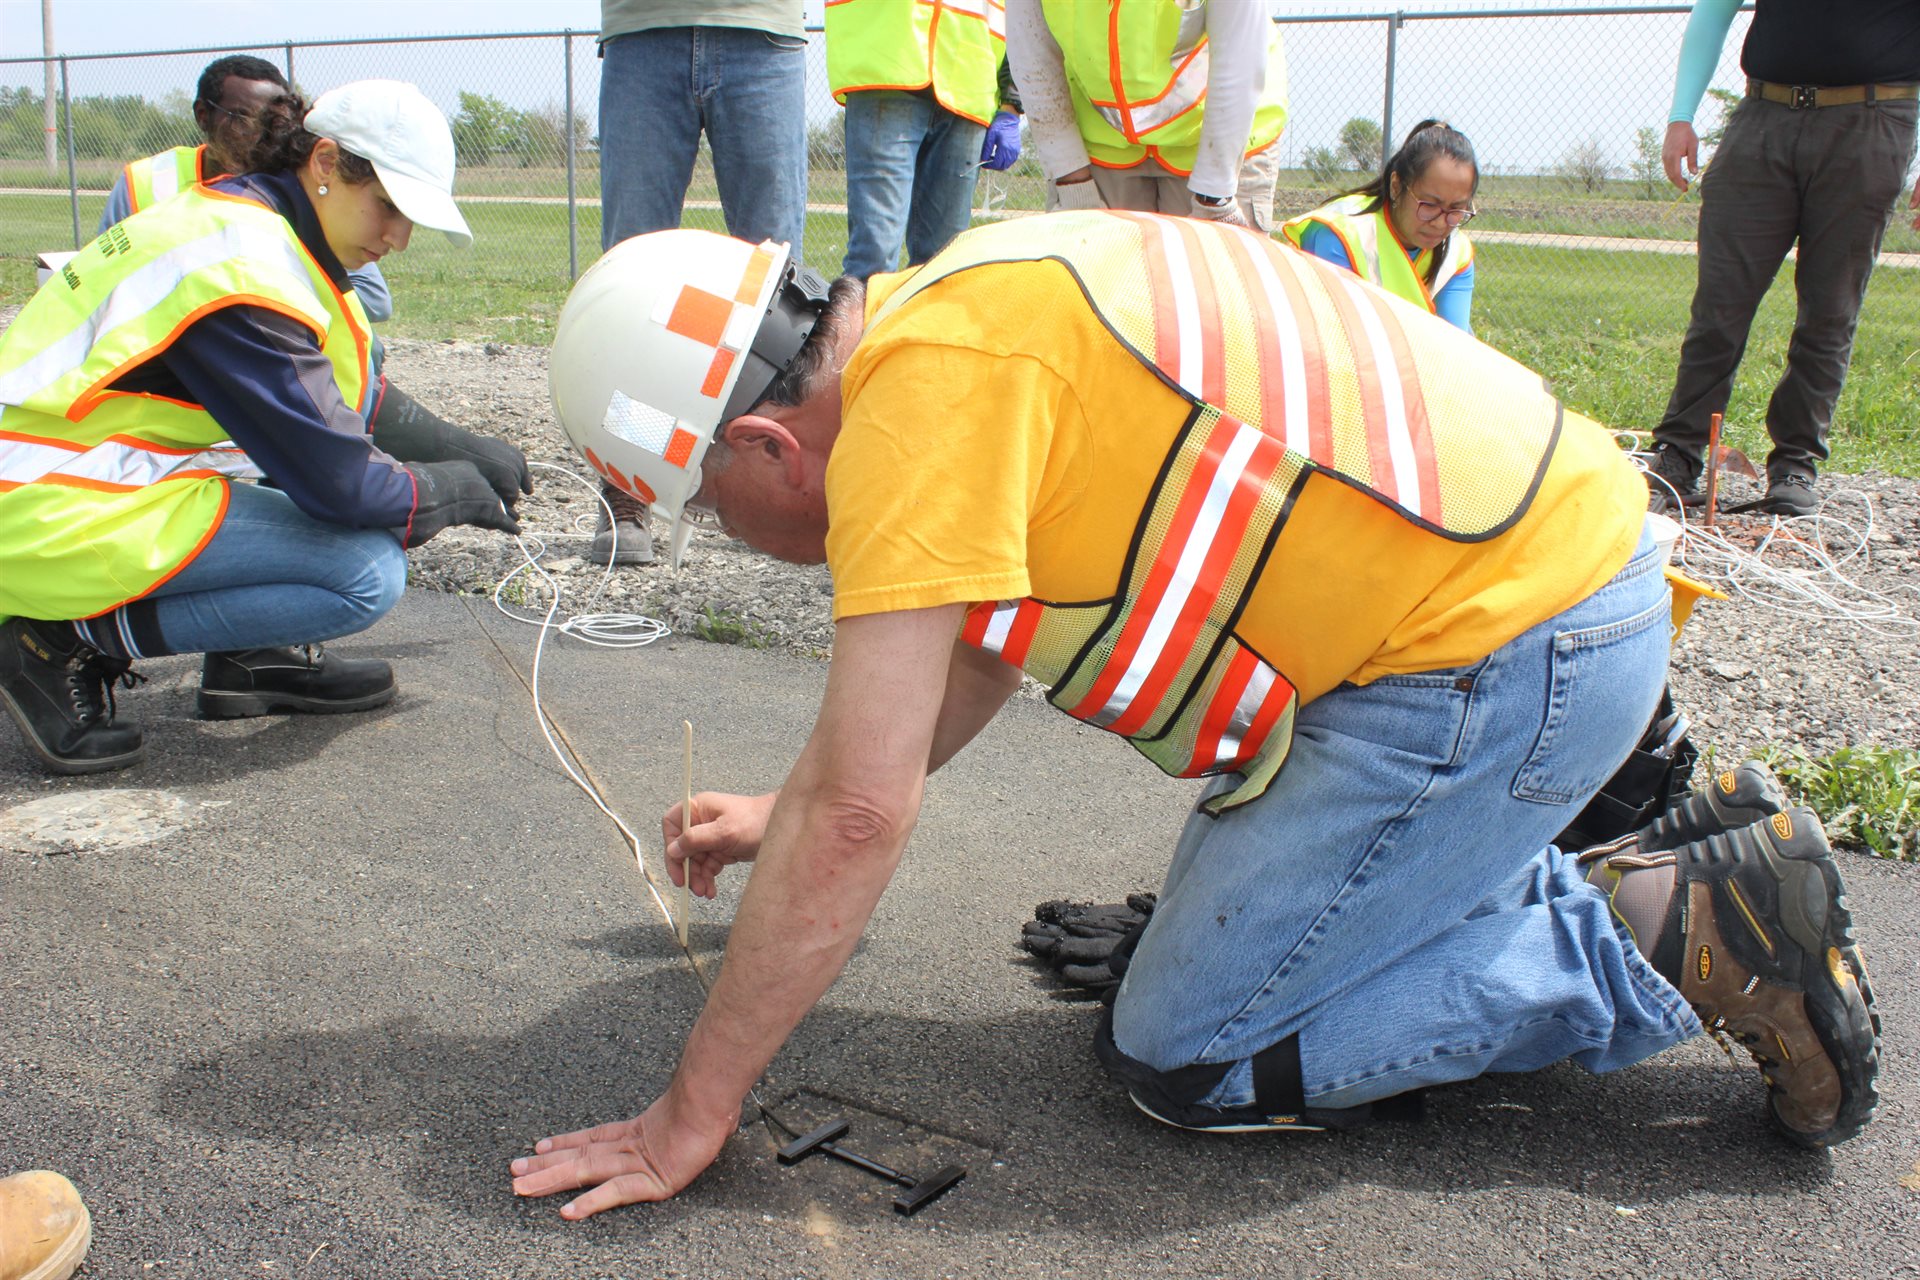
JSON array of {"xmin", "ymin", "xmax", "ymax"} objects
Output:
[
  {"xmin": 1283, "ymin": 119, "xmax": 1479, "ymax": 333},
  {"xmin": 0, "ymin": 80, "xmax": 529, "ymax": 776}
]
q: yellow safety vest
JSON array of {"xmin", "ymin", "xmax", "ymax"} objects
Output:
[
  {"xmin": 0, "ymin": 184, "xmax": 370, "ymax": 622},
  {"xmin": 1038, "ymin": 0, "xmax": 1288, "ymax": 176},
  {"xmin": 827, "ymin": 0, "xmax": 1007, "ymax": 126},
  {"xmin": 870, "ymin": 211, "xmax": 1559, "ymax": 813},
  {"xmin": 1281, "ymin": 193, "xmax": 1473, "ymax": 317},
  {"xmin": 123, "ymin": 144, "xmax": 209, "ymax": 215}
]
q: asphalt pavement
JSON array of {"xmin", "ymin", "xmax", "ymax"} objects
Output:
[{"xmin": 2, "ymin": 589, "xmax": 1915, "ymax": 1279}]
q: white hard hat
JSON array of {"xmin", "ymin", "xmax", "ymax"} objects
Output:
[{"xmin": 549, "ymin": 230, "xmax": 828, "ymax": 569}]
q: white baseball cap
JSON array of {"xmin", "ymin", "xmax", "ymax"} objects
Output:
[{"xmin": 304, "ymin": 80, "xmax": 472, "ymax": 247}]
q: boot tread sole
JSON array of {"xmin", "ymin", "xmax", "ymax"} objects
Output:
[{"xmin": 196, "ymin": 684, "xmax": 397, "ymax": 720}]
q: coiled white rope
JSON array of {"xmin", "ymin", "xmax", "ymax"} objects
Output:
[
  {"xmin": 492, "ymin": 461, "xmax": 673, "ymax": 648},
  {"xmin": 1624, "ymin": 437, "xmax": 1918, "ymax": 638}
]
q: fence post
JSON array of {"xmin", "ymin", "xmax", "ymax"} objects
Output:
[
  {"xmin": 564, "ymin": 29, "xmax": 578, "ymax": 280},
  {"xmin": 284, "ymin": 42, "xmax": 295, "ymax": 87},
  {"xmin": 1381, "ymin": 10, "xmax": 1401, "ymax": 173},
  {"xmin": 60, "ymin": 56, "xmax": 78, "ymax": 248}
]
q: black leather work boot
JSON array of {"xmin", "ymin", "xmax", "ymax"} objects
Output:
[
  {"xmin": 197, "ymin": 645, "xmax": 396, "ymax": 719},
  {"xmin": 1636, "ymin": 758, "xmax": 1790, "ymax": 852},
  {"xmin": 0, "ymin": 617, "xmax": 145, "ymax": 775}
]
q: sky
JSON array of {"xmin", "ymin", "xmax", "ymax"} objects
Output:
[{"xmin": 0, "ymin": 1, "xmax": 1754, "ymax": 174}]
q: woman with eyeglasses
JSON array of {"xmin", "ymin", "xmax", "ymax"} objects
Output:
[{"xmin": 1281, "ymin": 119, "xmax": 1479, "ymax": 333}]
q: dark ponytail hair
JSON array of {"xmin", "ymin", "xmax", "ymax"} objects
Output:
[
  {"xmin": 228, "ymin": 87, "xmax": 377, "ymax": 184},
  {"xmin": 1342, "ymin": 118, "xmax": 1478, "ymax": 285}
]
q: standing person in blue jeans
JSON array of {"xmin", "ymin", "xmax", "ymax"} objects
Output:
[
  {"xmin": 828, "ymin": 0, "xmax": 1024, "ymax": 281},
  {"xmin": 590, "ymin": 0, "xmax": 809, "ymax": 565},
  {"xmin": 0, "ymin": 81, "xmax": 528, "ymax": 776}
]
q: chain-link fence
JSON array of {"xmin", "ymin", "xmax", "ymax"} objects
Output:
[{"xmin": 3, "ymin": 7, "xmax": 1916, "ymax": 347}]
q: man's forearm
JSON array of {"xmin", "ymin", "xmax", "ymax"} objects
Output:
[
  {"xmin": 668, "ymin": 773, "xmax": 915, "ymax": 1127},
  {"xmin": 661, "ymin": 605, "xmax": 961, "ymax": 1129}
]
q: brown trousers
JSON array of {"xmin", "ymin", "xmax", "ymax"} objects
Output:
[{"xmin": 1656, "ymin": 92, "xmax": 1917, "ymax": 480}]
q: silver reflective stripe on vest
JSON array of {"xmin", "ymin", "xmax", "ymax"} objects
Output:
[
  {"xmin": 1086, "ymin": 422, "xmax": 1264, "ymax": 727},
  {"xmin": 1346, "ymin": 214, "xmax": 1389, "ymax": 287},
  {"xmin": 0, "ymin": 433, "xmax": 262, "ymax": 488},
  {"xmin": 147, "ymin": 152, "xmax": 185, "ymax": 205},
  {"xmin": 1095, "ymin": 27, "xmax": 1208, "ymax": 136},
  {"xmin": 1329, "ymin": 268, "xmax": 1426, "ymax": 520},
  {"xmin": 1238, "ymin": 237, "xmax": 1311, "ymax": 456},
  {"xmin": 0, "ymin": 223, "xmax": 330, "ymax": 410},
  {"xmin": 1212, "ymin": 661, "xmax": 1278, "ymax": 768},
  {"xmin": 940, "ymin": 0, "xmax": 1005, "ymax": 35}
]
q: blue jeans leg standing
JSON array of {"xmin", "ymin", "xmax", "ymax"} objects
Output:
[
  {"xmin": 841, "ymin": 90, "xmax": 984, "ymax": 279},
  {"xmin": 1110, "ymin": 521, "xmax": 1697, "ymax": 1112},
  {"xmin": 598, "ymin": 27, "xmax": 808, "ymax": 255},
  {"xmin": 134, "ymin": 483, "xmax": 408, "ymax": 656}
]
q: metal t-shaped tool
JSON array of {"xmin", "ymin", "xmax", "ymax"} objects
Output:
[{"xmin": 775, "ymin": 1117, "xmax": 966, "ymax": 1216}]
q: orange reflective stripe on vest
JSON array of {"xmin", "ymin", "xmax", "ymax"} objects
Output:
[
  {"xmin": 1065, "ymin": 409, "xmax": 1289, "ymax": 737},
  {"xmin": 962, "ymin": 597, "xmax": 1044, "ymax": 667}
]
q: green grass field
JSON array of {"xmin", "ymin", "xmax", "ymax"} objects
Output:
[{"xmin": 5, "ymin": 189, "xmax": 1915, "ymax": 476}]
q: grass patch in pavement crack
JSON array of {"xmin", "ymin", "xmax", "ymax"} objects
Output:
[
  {"xmin": 1757, "ymin": 743, "xmax": 1920, "ymax": 862},
  {"xmin": 691, "ymin": 605, "xmax": 772, "ymax": 650}
]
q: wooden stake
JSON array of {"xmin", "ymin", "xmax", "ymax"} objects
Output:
[
  {"xmin": 679, "ymin": 719, "xmax": 693, "ymax": 948},
  {"xmin": 1704, "ymin": 412, "xmax": 1724, "ymax": 530}
]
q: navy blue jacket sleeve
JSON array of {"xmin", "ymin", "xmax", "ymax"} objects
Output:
[{"xmin": 160, "ymin": 303, "xmax": 418, "ymax": 529}]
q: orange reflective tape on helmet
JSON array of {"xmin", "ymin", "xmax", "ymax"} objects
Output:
[{"xmin": 550, "ymin": 232, "xmax": 826, "ymax": 569}]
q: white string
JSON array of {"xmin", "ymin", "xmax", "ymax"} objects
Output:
[
  {"xmin": 1624, "ymin": 445, "xmax": 1918, "ymax": 637},
  {"xmin": 492, "ymin": 461, "xmax": 673, "ymax": 648}
]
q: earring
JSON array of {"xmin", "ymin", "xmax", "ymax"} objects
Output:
[{"xmin": 317, "ymin": 184, "xmax": 329, "ymax": 196}]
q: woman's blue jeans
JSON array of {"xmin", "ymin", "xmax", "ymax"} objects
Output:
[
  {"xmin": 1111, "ymin": 521, "xmax": 1698, "ymax": 1110},
  {"xmin": 136, "ymin": 483, "xmax": 407, "ymax": 656}
]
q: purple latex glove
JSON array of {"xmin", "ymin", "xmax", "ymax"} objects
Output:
[{"xmin": 979, "ymin": 110, "xmax": 1022, "ymax": 171}]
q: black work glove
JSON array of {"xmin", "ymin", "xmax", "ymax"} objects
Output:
[
  {"xmin": 404, "ymin": 461, "xmax": 521, "ymax": 547},
  {"xmin": 1019, "ymin": 892, "xmax": 1157, "ymax": 1003},
  {"xmin": 372, "ymin": 380, "xmax": 533, "ymax": 508}
]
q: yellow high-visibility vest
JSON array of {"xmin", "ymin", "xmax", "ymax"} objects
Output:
[
  {"xmin": 827, "ymin": 0, "xmax": 1007, "ymax": 126},
  {"xmin": 1282, "ymin": 193, "xmax": 1474, "ymax": 316},
  {"xmin": 122, "ymin": 144, "xmax": 208, "ymax": 215},
  {"xmin": 870, "ymin": 211, "xmax": 1559, "ymax": 812},
  {"xmin": 1039, "ymin": 0, "xmax": 1288, "ymax": 176},
  {"xmin": 0, "ymin": 185, "xmax": 370, "ymax": 622}
]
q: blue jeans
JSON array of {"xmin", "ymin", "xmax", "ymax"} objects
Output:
[
  {"xmin": 1111, "ymin": 521, "xmax": 1696, "ymax": 1110},
  {"xmin": 841, "ymin": 90, "xmax": 984, "ymax": 279},
  {"xmin": 598, "ymin": 27, "xmax": 809, "ymax": 256},
  {"xmin": 137, "ymin": 483, "xmax": 407, "ymax": 655}
]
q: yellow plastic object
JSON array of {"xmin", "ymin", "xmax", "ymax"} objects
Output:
[{"xmin": 1665, "ymin": 565, "xmax": 1727, "ymax": 640}]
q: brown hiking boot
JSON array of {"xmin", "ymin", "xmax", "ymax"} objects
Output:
[
  {"xmin": 1581, "ymin": 808, "xmax": 1879, "ymax": 1147},
  {"xmin": 591, "ymin": 482, "xmax": 654, "ymax": 565}
]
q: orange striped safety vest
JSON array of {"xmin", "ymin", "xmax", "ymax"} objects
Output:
[{"xmin": 869, "ymin": 210, "xmax": 1560, "ymax": 814}]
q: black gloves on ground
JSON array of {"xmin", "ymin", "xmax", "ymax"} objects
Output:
[
  {"xmin": 1020, "ymin": 892, "xmax": 1157, "ymax": 1003},
  {"xmin": 372, "ymin": 381, "xmax": 533, "ymax": 509},
  {"xmin": 404, "ymin": 461, "xmax": 522, "ymax": 547}
]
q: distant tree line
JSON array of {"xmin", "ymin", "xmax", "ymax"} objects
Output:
[{"xmin": 0, "ymin": 86, "xmax": 196, "ymax": 161}]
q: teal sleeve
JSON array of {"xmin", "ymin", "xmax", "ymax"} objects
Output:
[
  {"xmin": 1298, "ymin": 221, "xmax": 1354, "ymax": 272},
  {"xmin": 1669, "ymin": 0, "xmax": 1742, "ymax": 124},
  {"xmin": 1433, "ymin": 263, "xmax": 1474, "ymax": 334}
]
